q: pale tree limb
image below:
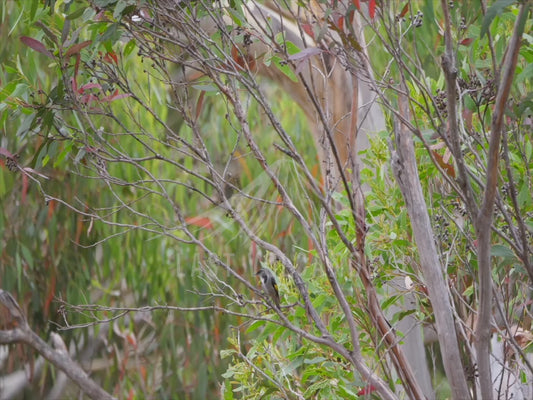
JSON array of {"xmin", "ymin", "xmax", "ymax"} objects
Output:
[
  {"xmin": 391, "ymin": 90, "xmax": 470, "ymax": 399},
  {"xmin": 474, "ymin": 4, "xmax": 530, "ymax": 399},
  {"xmin": 439, "ymin": 0, "xmax": 478, "ymax": 217},
  {"xmin": 0, "ymin": 290, "xmax": 115, "ymax": 400}
]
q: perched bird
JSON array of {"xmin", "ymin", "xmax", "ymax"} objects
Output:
[{"xmin": 256, "ymin": 268, "xmax": 281, "ymax": 309}]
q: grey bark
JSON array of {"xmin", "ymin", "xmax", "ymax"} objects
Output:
[{"xmin": 391, "ymin": 93, "xmax": 470, "ymax": 399}]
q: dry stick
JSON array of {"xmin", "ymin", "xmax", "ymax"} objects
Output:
[
  {"xmin": 439, "ymin": 0, "xmax": 477, "ymax": 217},
  {"xmin": 0, "ymin": 290, "xmax": 115, "ymax": 400},
  {"xmin": 474, "ymin": 5, "xmax": 530, "ymax": 400},
  {"xmin": 391, "ymin": 91, "xmax": 470, "ymax": 399},
  {"xmin": 223, "ymin": 79, "xmax": 399, "ymax": 400}
]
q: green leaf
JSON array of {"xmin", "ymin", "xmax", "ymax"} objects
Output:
[
  {"xmin": 381, "ymin": 294, "xmax": 401, "ymax": 311},
  {"xmin": 480, "ymin": 0, "xmax": 516, "ymax": 38},
  {"xmin": 94, "ymin": 0, "xmax": 118, "ymax": 7},
  {"xmin": 123, "ymin": 39, "xmax": 136, "ymax": 57},
  {"xmin": 516, "ymin": 62, "xmax": 533, "ymax": 85},
  {"xmin": 491, "ymin": 244, "xmax": 516, "ymax": 261},
  {"xmin": 221, "ymin": 369, "xmax": 235, "ymax": 379},
  {"xmin": 20, "ymin": 243, "xmax": 34, "ymax": 270},
  {"xmin": 337, "ymin": 385, "xmax": 358, "ymax": 400},
  {"xmin": 66, "ymin": 7, "xmax": 86, "ymax": 20},
  {"xmin": 303, "ymin": 356, "xmax": 327, "ymax": 365},
  {"xmin": 16, "ymin": 113, "xmax": 35, "ymax": 138},
  {"xmin": 518, "ymin": 181, "xmax": 532, "ymax": 207},
  {"xmin": 54, "ymin": 141, "xmax": 73, "ymax": 168},
  {"xmin": 223, "ymin": 380, "xmax": 235, "ymax": 400},
  {"xmin": 99, "ymin": 23, "xmax": 120, "ymax": 43},
  {"xmin": 82, "ymin": 7, "xmax": 97, "ymax": 23},
  {"xmin": 42, "ymin": 153, "xmax": 50, "ymax": 167},
  {"xmin": 271, "ymin": 55, "xmax": 298, "ymax": 82},
  {"xmin": 246, "ymin": 319, "xmax": 265, "ymax": 333}
]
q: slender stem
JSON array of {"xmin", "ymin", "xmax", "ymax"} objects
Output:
[{"xmin": 474, "ymin": 5, "xmax": 529, "ymax": 399}]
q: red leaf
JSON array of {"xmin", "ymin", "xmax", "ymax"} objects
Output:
[
  {"xmin": 101, "ymin": 90, "xmax": 132, "ymax": 103},
  {"xmin": 70, "ymin": 77, "xmax": 78, "ymax": 93},
  {"xmin": 301, "ymin": 23, "xmax": 315, "ymax": 39},
  {"xmin": 352, "ymin": 0, "xmax": 360, "ymax": 10},
  {"xmin": 0, "ymin": 147, "xmax": 14, "ymax": 159},
  {"xmin": 185, "ymin": 216, "xmax": 214, "ymax": 229},
  {"xmin": 64, "ymin": 40, "xmax": 92, "ymax": 57},
  {"xmin": 230, "ymin": 45, "xmax": 256, "ymax": 71},
  {"xmin": 78, "ymin": 82, "xmax": 101, "ymax": 94},
  {"xmin": 357, "ymin": 385, "xmax": 377, "ymax": 395},
  {"xmin": 126, "ymin": 333, "xmax": 137, "ymax": 349},
  {"xmin": 103, "ymin": 51, "xmax": 118, "ymax": 64},
  {"xmin": 399, "ymin": 3, "xmax": 409, "ymax": 18},
  {"xmin": 20, "ymin": 36, "xmax": 54, "ymax": 59},
  {"xmin": 21, "ymin": 173, "xmax": 28, "ymax": 204},
  {"xmin": 432, "ymin": 150, "xmax": 456, "ymax": 178},
  {"xmin": 276, "ymin": 195, "xmax": 284, "ymax": 211},
  {"xmin": 369, "ymin": 0, "xmax": 376, "ymax": 19},
  {"xmin": 47, "ymin": 199, "xmax": 56, "ymax": 220},
  {"xmin": 105, "ymin": 92, "xmax": 132, "ymax": 102},
  {"xmin": 335, "ymin": 15, "xmax": 345, "ymax": 31},
  {"xmin": 139, "ymin": 365, "xmax": 147, "ymax": 382},
  {"xmin": 277, "ymin": 221, "xmax": 294, "ymax": 238},
  {"xmin": 459, "ymin": 38, "xmax": 474, "ymax": 46},
  {"xmin": 79, "ymin": 93, "xmax": 98, "ymax": 104}
]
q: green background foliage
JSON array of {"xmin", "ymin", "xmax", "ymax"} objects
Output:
[{"xmin": 0, "ymin": 0, "xmax": 531, "ymax": 399}]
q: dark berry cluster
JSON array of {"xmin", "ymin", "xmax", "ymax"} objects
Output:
[
  {"xmin": 433, "ymin": 213, "xmax": 451, "ymax": 244},
  {"xmin": 501, "ymin": 183, "xmax": 510, "ymax": 198},
  {"xmin": 458, "ymin": 73, "xmax": 496, "ymax": 106},
  {"xmin": 434, "ymin": 89, "xmax": 448, "ymax": 117},
  {"xmin": 5, "ymin": 154, "xmax": 19, "ymax": 172},
  {"xmin": 413, "ymin": 11, "xmax": 423, "ymax": 28},
  {"xmin": 395, "ymin": 10, "xmax": 423, "ymax": 28},
  {"xmin": 459, "ymin": 17, "xmax": 467, "ymax": 31},
  {"xmin": 451, "ymin": 199, "xmax": 467, "ymax": 217}
]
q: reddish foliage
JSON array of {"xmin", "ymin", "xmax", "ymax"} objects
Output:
[
  {"xmin": 302, "ymin": 23, "xmax": 315, "ymax": 38},
  {"xmin": 185, "ymin": 216, "xmax": 214, "ymax": 229},
  {"xmin": 230, "ymin": 45, "xmax": 256, "ymax": 71},
  {"xmin": 43, "ymin": 269, "xmax": 56, "ymax": 318},
  {"xmin": 65, "ymin": 40, "xmax": 92, "ymax": 57},
  {"xmin": 459, "ymin": 38, "xmax": 474, "ymax": 46},
  {"xmin": 357, "ymin": 385, "xmax": 377, "ymax": 396},
  {"xmin": 368, "ymin": 0, "xmax": 376, "ymax": 19},
  {"xmin": 21, "ymin": 173, "xmax": 28, "ymax": 204},
  {"xmin": 399, "ymin": 3, "xmax": 409, "ymax": 18},
  {"xmin": 432, "ymin": 150, "xmax": 456, "ymax": 178},
  {"xmin": 102, "ymin": 51, "xmax": 118, "ymax": 64},
  {"xmin": 20, "ymin": 36, "xmax": 54, "ymax": 59}
]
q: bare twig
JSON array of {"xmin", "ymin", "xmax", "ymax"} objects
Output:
[{"xmin": 0, "ymin": 290, "xmax": 115, "ymax": 400}]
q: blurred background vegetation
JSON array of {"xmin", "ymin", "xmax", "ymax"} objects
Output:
[
  {"xmin": 0, "ymin": 0, "xmax": 531, "ymax": 399},
  {"xmin": 0, "ymin": 1, "xmax": 321, "ymax": 398}
]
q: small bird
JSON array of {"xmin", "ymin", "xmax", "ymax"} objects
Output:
[{"xmin": 256, "ymin": 268, "xmax": 281, "ymax": 309}]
